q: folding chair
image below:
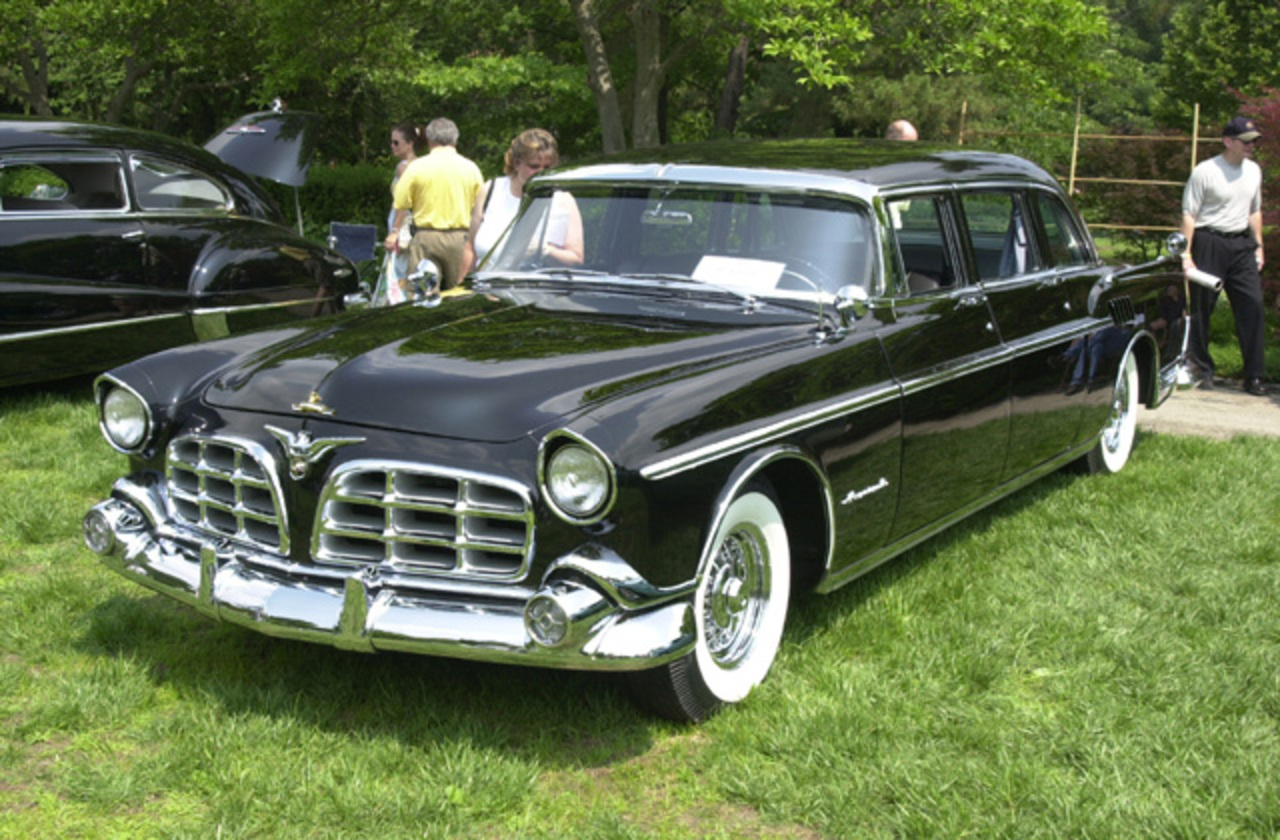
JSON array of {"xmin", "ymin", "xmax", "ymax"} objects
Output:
[
  {"xmin": 327, "ymin": 222, "xmax": 380, "ymax": 264},
  {"xmin": 327, "ymin": 222, "xmax": 384, "ymax": 301}
]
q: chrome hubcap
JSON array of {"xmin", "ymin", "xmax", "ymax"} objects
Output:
[
  {"xmin": 1104, "ymin": 365, "xmax": 1132, "ymax": 452},
  {"xmin": 703, "ymin": 526, "xmax": 767, "ymax": 667}
]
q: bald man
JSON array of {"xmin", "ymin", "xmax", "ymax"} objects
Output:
[{"xmin": 885, "ymin": 120, "xmax": 918, "ymax": 141}]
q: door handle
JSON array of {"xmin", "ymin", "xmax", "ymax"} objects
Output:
[
  {"xmin": 122, "ymin": 230, "xmax": 145, "ymax": 241},
  {"xmin": 954, "ymin": 292, "xmax": 986, "ymax": 310}
]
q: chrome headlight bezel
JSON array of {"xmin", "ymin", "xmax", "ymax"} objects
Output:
[
  {"xmin": 539, "ymin": 431, "xmax": 616, "ymax": 525},
  {"xmin": 95, "ymin": 376, "xmax": 154, "ymax": 455}
]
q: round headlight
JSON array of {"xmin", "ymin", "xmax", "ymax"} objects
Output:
[
  {"xmin": 102, "ymin": 386, "xmax": 150, "ymax": 451},
  {"xmin": 545, "ymin": 443, "xmax": 612, "ymax": 520}
]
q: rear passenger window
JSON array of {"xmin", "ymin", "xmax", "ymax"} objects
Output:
[
  {"xmin": 1035, "ymin": 192, "xmax": 1090, "ymax": 267},
  {"xmin": 0, "ymin": 160, "xmax": 126, "ymax": 212},
  {"xmin": 131, "ymin": 157, "xmax": 230, "ymax": 211},
  {"xmin": 889, "ymin": 195, "xmax": 956, "ymax": 294},
  {"xmin": 959, "ymin": 191, "xmax": 1033, "ymax": 281}
]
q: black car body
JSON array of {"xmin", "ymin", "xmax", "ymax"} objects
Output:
[
  {"xmin": 83, "ymin": 139, "xmax": 1190, "ymax": 721},
  {"xmin": 0, "ymin": 111, "xmax": 356, "ymax": 386}
]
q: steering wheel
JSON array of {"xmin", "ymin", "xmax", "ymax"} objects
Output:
[{"xmin": 777, "ymin": 256, "xmax": 833, "ymax": 292}]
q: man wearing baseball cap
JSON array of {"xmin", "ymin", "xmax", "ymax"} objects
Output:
[{"xmin": 1180, "ymin": 115, "xmax": 1268, "ymax": 396}]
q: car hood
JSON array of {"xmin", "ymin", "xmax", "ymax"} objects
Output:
[
  {"xmin": 203, "ymin": 111, "xmax": 321, "ymax": 188},
  {"xmin": 204, "ymin": 290, "xmax": 809, "ymax": 442}
]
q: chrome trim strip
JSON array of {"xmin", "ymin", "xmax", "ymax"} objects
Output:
[
  {"xmin": 190, "ymin": 297, "xmax": 337, "ymax": 317},
  {"xmin": 0, "ymin": 296, "xmax": 333, "ymax": 346},
  {"xmin": 639, "ymin": 382, "xmax": 900, "ymax": 480},
  {"xmin": 998, "ymin": 319, "xmax": 1100, "ymax": 356},
  {"xmin": 0, "ymin": 312, "xmax": 186, "ymax": 344},
  {"xmin": 896, "ymin": 347, "xmax": 1014, "ymax": 398}
]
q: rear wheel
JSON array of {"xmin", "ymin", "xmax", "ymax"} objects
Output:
[
  {"xmin": 627, "ymin": 486, "xmax": 790, "ymax": 722},
  {"xmin": 1085, "ymin": 350, "xmax": 1139, "ymax": 475}
]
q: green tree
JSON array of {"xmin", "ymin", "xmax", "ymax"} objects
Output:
[{"xmin": 1159, "ymin": 0, "xmax": 1280, "ymax": 125}]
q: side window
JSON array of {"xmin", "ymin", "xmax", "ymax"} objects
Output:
[
  {"xmin": 888, "ymin": 195, "xmax": 957, "ymax": 294},
  {"xmin": 959, "ymin": 191, "xmax": 1034, "ymax": 281},
  {"xmin": 0, "ymin": 160, "xmax": 126, "ymax": 212},
  {"xmin": 1035, "ymin": 192, "xmax": 1090, "ymax": 267},
  {"xmin": 131, "ymin": 157, "xmax": 230, "ymax": 211}
]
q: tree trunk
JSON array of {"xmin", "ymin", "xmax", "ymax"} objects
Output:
[
  {"xmin": 629, "ymin": 1, "xmax": 664, "ymax": 149},
  {"xmin": 8, "ymin": 42, "xmax": 53, "ymax": 116},
  {"xmin": 570, "ymin": 0, "xmax": 627, "ymax": 153},
  {"xmin": 715, "ymin": 35, "xmax": 749, "ymax": 136},
  {"xmin": 104, "ymin": 55, "xmax": 154, "ymax": 124}
]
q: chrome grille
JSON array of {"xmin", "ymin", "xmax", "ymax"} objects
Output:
[
  {"xmin": 167, "ymin": 436, "xmax": 288, "ymax": 553},
  {"xmin": 314, "ymin": 461, "xmax": 534, "ymax": 580}
]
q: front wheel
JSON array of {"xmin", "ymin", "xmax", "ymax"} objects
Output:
[
  {"xmin": 627, "ymin": 486, "xmax": 791, "ymax": 723},
  {"xmin": 1085, "ymin": 350, "xmax": 1139, "ymax": 475}
]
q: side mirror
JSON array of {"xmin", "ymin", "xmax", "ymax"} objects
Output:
[
  {"xmin": 835, "ymin": 285, "xmax": 869, "ymax": 321},
  {"xmin": 1165, "ymin": 232, "xmax": 1187, "ymax": 259}
]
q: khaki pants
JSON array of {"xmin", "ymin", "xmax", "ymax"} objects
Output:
[{"xmin": 408, "ymin": 229, "xmax": 468, "ymax": 290}]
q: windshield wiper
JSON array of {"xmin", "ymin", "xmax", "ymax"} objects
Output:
[{"xmin": 532, "ymin": 267, "xmax": 610, "ymax": 279}]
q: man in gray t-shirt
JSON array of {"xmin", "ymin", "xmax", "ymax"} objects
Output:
[{"xmin": 1180, "ymin": 115, "xmax": 1268, "ymax": 396}]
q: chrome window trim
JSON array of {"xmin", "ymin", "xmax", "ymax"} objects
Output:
[
  {"xmin": 128, "ymin": 153, "xmax": 234, "ymax": 214},
  {"xmin": 640, "ymin": 382, "xmax": 901, "ymax": 481},
  {"xmin": 0, "ymin": 151, "xmax": 130, "ymax": 214}
]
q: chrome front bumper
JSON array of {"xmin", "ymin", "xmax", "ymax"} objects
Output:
[{"xmin": 84, "ymin": 480, "xmax": 696, "ymax": 671}]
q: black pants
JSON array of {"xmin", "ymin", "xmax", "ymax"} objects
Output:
[{"xmin": 1188, "ymin": 229, "xmax": 1266, "ymax": 380}]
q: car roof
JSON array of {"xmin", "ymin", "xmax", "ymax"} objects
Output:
[
  {"xmin": 0, "ymin": 116, "xmax": 286, "ymax": 219},
  {"xmin": 1, "ymin": 118, "xmax": 235, "ymax": 172},
  {"xmin": 541, "ymin": 138, "xmax": 1062, "ymax": 201}
]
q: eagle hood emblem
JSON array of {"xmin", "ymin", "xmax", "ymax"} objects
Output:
[{"xmin": 265, "ymin": 425, "xmax": 365, "ymax": 480}]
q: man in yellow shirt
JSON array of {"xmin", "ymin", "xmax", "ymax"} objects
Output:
[{"xmin": 386, "ymin": 117, "xmax": 483, "ymax": 290}]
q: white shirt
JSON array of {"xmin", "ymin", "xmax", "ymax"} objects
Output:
[
  {"xmin": 473, "ymin": 177, "xmax": 523, "ymax": 260},
  {"xmin": 1182, "ymin": 154, "xmax": 1262, "ymax": 234}
]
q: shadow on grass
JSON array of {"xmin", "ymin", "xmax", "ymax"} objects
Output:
[{"xmin": 78, "ymin": 592, "xmax": 657, "ymax": 768}]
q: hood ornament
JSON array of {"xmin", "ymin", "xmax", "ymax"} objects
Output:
[
  {"xmin": 265, "ymin": 425, "xmax": 365, "ymax": 480},
  {"xmin": 292, "ymin": 391, "xmax": 334, "ymax": 416}
]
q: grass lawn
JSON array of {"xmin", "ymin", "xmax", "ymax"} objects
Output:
[{"xmin": 2, "ymin": 380, "xmax": 1278, "ymax": 838}]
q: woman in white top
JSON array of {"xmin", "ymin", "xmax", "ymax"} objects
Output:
[
  {"xmin": 467, "ymin": 128, "xmax": 582, "ymax": 272},
  {"xmin": 387, "ymin": 122, "xmax": 423, "ymax": 234}
]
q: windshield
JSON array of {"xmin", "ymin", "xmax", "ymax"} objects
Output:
[{"xmin": 484, "ymin": 183, "xmax": 875, "ymax": 296}]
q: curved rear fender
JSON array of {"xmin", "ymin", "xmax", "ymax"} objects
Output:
[{"xmin": 189, "ymin": 226, "xmax": 353, "ymax": 297}]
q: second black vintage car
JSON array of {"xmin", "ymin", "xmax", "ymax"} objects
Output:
[
  {"xmin": 0, "ymin": 111, "xmax": 357, "ymax": 387},
  {"xmin": 83, "ymin": 139, "xmax": 1190, "ymax": 721}
]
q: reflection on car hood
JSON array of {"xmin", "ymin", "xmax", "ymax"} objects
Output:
[
  {"xmin": 203, "ymin": 111, "xmax": 321, "ymax": 188},
  {"xmin": 204, "ymin": 290, "xmax": 804, "ymax": 442}
]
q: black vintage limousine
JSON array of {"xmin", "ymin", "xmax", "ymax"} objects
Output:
[
  {"xmin": 0, "ymin": 111, "xmax": 357, "ymax": 387},
  {"xmin": 83, "ymin": 139, "xmax": 1190, "ymax": 721}
]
